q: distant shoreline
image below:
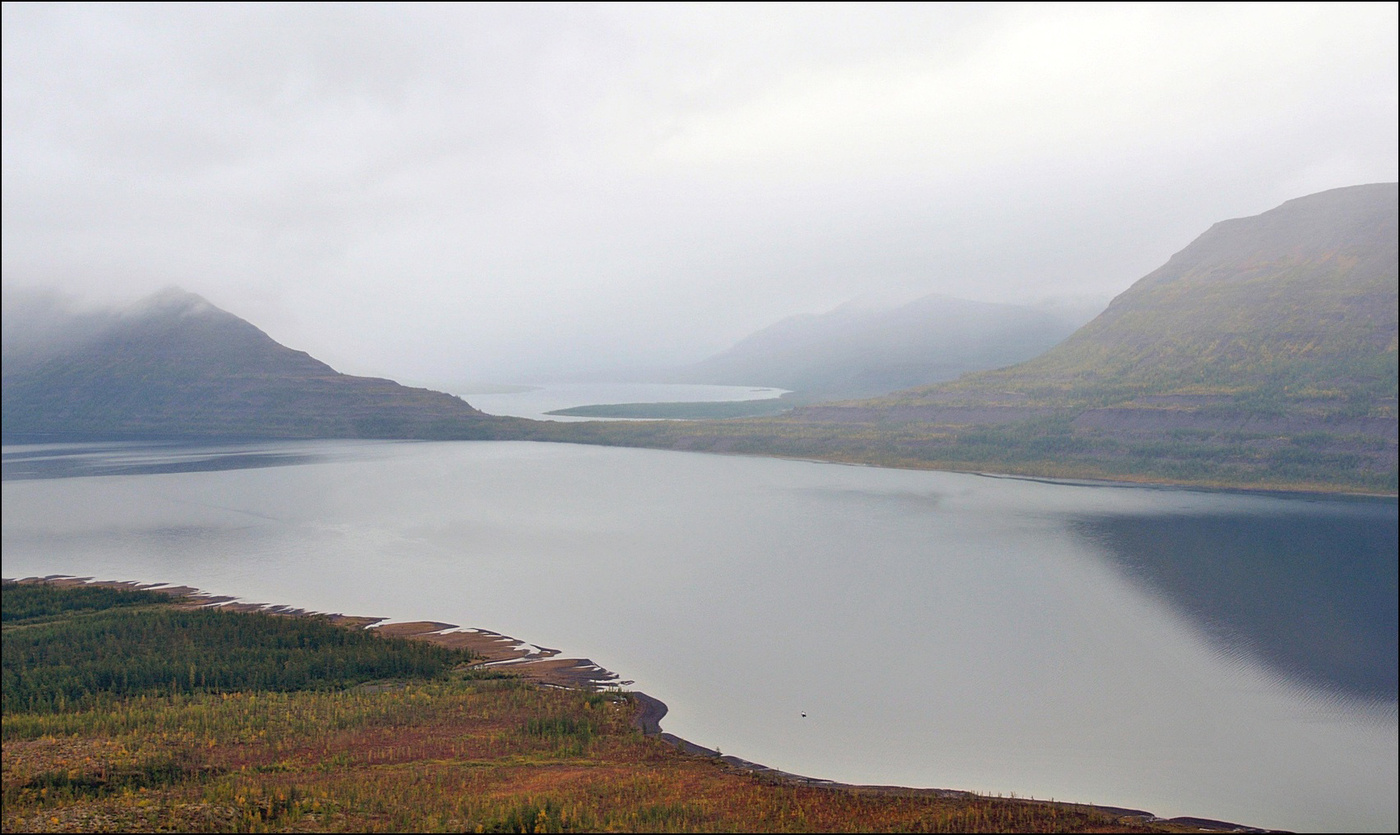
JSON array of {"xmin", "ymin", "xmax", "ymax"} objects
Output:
[
  {"xmin": 4, "ymin": 574, "xmax": 1276, "ymax": 833},
  {"xmin": 962, "ymin": 468, "xmax": 1400, "ymax": 501},
  {"xmin": 580, "ymin": 441, "xmax": 1400, "ymax": 499},
  {"xmin": 544, "ymin": 399, "xmax": 794, "ymax": 420},
  {"xmin": 5, "ymin": 434, "xmax": 1396, "ymax": 499}
]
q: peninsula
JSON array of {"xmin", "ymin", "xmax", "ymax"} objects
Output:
[{"xmin": 2, "ymin": 577, "xmax": 1272, "ymax": 833}]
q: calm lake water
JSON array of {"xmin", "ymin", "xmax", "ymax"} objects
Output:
[
  {"xmin": 2, "ymin": 439, "xmax": 1396, "ymax": 832},
  {"xmin": 461, "ymin": 382, "xmax": 787, "ymax": 421}
]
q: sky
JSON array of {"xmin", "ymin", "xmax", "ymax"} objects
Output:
[{"xmin": 3, "ymin": 3, "xmax": 1397, "ymax": 386}]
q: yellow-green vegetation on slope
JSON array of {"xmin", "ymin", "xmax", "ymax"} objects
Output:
[
  {"xmin": 3, "ymin": 582, "xmax": 1202, "ymax": 833},
  {"xmin": 909, "ymin": 183, "xmax": 1397, "ymax": 414},
  {"xmin": 537, "ymin": 184, "xmax": 1398, "ymax": 494}
]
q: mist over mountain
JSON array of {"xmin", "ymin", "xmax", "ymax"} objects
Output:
[
  {"xmin": 4, "ymin": 183, "xmax": 1394, "ymax": 490},
  {"xmin": 780, "ymin": 183, "xmax": 1398, "ymax": 481},
  {"xmin": 864, "ymin": 184, "xmax": 1396, "ymax": 410},
  {"xmin": 1, "ymin": 288, "xmax": 498, "ymax": 440},
  {"xmin": 670, "ymin": 294, "xmax": 1098, "ymax": 400},
  {"xmin": 579, "ymin": 183, "xmax": 1398, "ymax": 491}
]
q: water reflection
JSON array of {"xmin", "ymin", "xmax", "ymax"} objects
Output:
[
  {"xmin": 2, "ymin": 441, "xmax": 331, "ymax": 481},
  {"xmin": 1071, "ymin": 505, "xmax": 1398, "ymax": 702}
]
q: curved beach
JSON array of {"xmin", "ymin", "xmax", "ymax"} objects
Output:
[{"xmin": 4, "ymin": 575, "xmax": 1276, "ymax": 833}]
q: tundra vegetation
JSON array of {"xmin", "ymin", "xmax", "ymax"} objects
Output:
[{"xmin": 3, "ymin": 582, "xmax": 1200, "ymax": 833}]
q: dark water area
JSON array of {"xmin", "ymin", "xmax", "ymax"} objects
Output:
[
  {"xmin": 2, "ymin": 442, "xmax": 329, "ymax": 480},
  {"xmin": 1072, "ymin": 505, "xmax": 1399, "ymax": 701}
]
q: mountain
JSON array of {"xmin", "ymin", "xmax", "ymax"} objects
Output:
[
  {"xmin": 785, "ymin": 183, "xmax": 1399, "ymax": 486},
  {"xmin": 840, "ymin": 184, "xmax": 1396, "ymax": 409},
  {"xmin": 1, "ymin": 288, "xmax": 501, "ymax": 440},
  {"xmin": 675, "ymin": 294, "xmax": 1095, "ymax": 400},
  {"xmin": 7, "ymin": 183, "xmax": 1393, "ymax": 491},
  {"xmin": 581, "ymin": 184, "xmax": 1397, "ymax": 492}
]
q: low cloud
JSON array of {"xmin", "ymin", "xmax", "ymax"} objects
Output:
[{"xmin": 3, "ymin": 4, "xmax": 1396, "ymax": 384}]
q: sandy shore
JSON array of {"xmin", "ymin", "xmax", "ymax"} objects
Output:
[{"xmin": 5, "ymin": 575, "xmax": 1278, "ymax": 833}]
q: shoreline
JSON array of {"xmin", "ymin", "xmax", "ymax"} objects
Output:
[
  {"xmin": 707, "ymin": 447, "xmax": 1399, "ymax": 499},
  {"xmin": 4, "ymin": 574, "xmax": 1279, "ymax": 833},
  {"xmin": 3, "ymin": 435, "xmax": 1395, "ymax": 499}
]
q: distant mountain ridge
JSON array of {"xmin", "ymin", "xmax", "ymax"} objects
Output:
[
  {"xmin": 673, "ymin": 293, "xmax": 1095, "ymax": 400},
  {"xmin": 6, "ymin": 183, "xmax": 1394, "ymax": 492},
  {"xmin": 1, "ymin": 288, "xmax": 501, "ymax": 440},
  {"xmin": 851, "ymin": 184, "xmax": 1397, "ymax": 408},
  {"xmin": 571, "ymin": 183, "xmax": 1397, "ymax": 491},
  {"xmin": 779, "ymin": 183, "xmax": 1399, "ymax": 484}
]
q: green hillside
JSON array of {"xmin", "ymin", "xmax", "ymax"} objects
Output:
[
  {"xmin": 889, "ymin": 181, "xmax": 1397, "ymax": 413},
  {"xmin": 568, "ymin": 184, "xmax": 1398, "ymax": 492}
]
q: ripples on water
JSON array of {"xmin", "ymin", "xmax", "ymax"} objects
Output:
[{"xmin": 3, "ymin": 442, "xmax": 328, "ymax": 480}]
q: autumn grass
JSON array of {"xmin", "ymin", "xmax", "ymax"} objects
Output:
[
  {"xmin": 3, "ymin": 679, "xmax": 1177, "ymax": 833},
  {"xmin": 2, "ymin": 583, "xmax": 1190, "ymax": 833}
]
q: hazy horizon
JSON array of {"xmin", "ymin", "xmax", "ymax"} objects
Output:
[{"xmin": 4, "ymin": 4, "xmax": 1397, "ymax": 386}]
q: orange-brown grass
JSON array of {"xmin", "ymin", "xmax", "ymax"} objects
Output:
[{"xmin": 3, "ymin": 677, "xmax": 1185, "ymax": 833}]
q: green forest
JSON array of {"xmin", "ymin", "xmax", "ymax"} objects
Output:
[{"xmin": 2, "ymin": 584, "xmax": 475, "ymax": 714}]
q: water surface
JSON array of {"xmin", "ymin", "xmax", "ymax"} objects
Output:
[
  {"xmin": 2, "ymin": 440, "xmax": 1395, "ymax": 832},
  {"xmin": 461, "ymin": 382, "xmax": 786, "ymax": 421}
]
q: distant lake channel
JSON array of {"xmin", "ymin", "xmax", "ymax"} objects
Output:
[
  {"xmin": 2, "ymin": 439, "xmax": 1396, "ymax": 832},
  {"xmin": 459, "ymin": 382, "xmax": 788, "ymax": 421}
]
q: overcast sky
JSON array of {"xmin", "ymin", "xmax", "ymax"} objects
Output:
[{"xmin": 3, "ymin": 3, "xmax": 1396, "ymax": 384}]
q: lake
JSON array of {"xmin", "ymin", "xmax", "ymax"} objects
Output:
[
  {"xmin": 459, "ymin": 382, "xmax": 787, "ymax": 421},
  {"xmin": 2, "ymin": 439, "xmax": 1395, "ymax": 832}
]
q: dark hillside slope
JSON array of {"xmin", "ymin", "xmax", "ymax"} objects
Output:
[
  {"xmin": 951, "ymin": 181, "xmax": 1394, "ymax": 406},
  {"xmin": 1, "ymin": 289, "xmax": 503, "ymax": 440},
  {"xmin": 570, "ymin": 184, "xmax": 1396, "ymax": 491},
  {"xmin": 788, "ymin": 183, "xmax": 1399, "ymax": 485}
]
